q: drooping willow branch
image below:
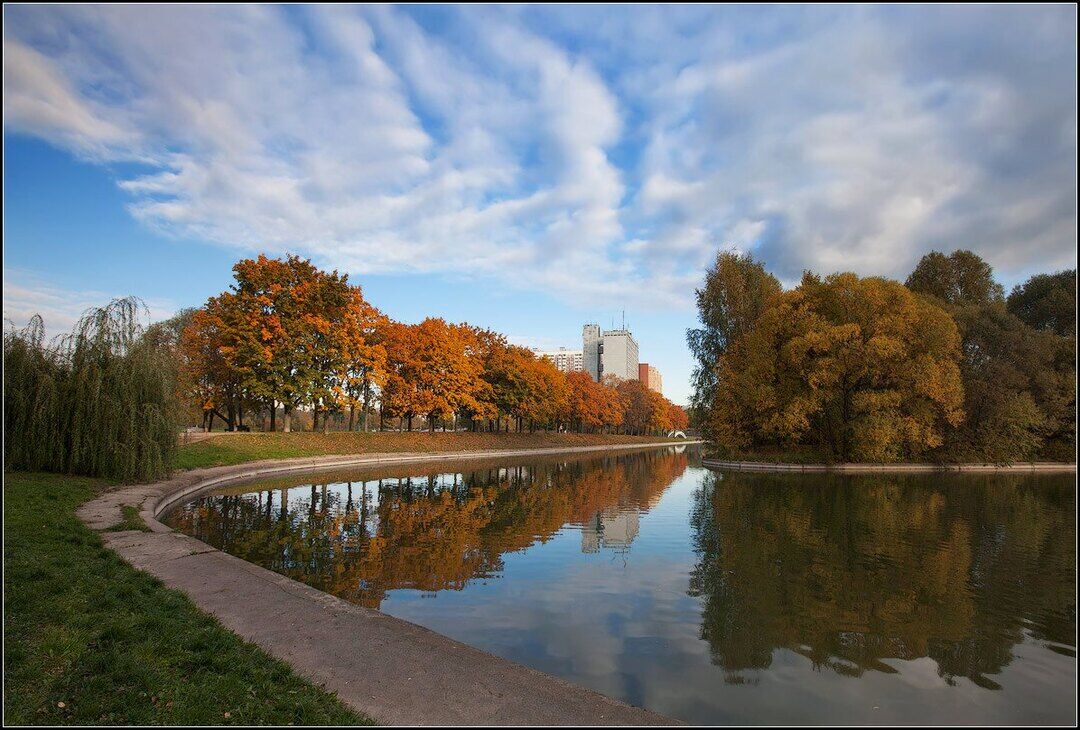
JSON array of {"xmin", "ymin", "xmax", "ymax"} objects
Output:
[{"xmin": 4, "ymin": 297, "xmax": 178, "ymax": 482}]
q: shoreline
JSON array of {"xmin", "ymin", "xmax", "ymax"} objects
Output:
[
  {"xmin": 702, "ymin": 458, "xmax": 1076, "ymax": 473},
  {"xmin": 78, "ymin": 439, "xmax": 698, "ymax": 726}
]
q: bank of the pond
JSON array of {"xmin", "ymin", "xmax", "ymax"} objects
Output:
[
  {"xmin": 175, "ymin": 430, "xmax": 683, "ymax": 470},
  {"xmin": 76, "ymin": 440, "xmax": 692, "ymax": 725},
  {"xmin": 703, "ymin": 458, "xmax": 1077, "ymax": 473},
  {"xmin": 3, "ymin": 472, "xmax": 372, "ymax": 726}
]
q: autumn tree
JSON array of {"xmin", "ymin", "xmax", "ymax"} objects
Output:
[
  {"xmin": 905, "ymin": 249, "xmax": 1004, "ymax": 306},
  {"xmin": 458, "ymin": 326, "xmax": 502, "ymax": 430},
  {"xmin": 711, "ymin": 273, "xmax": 965, "ymax": 462},
  {"xmin": 179, "ymin": 307, "xmax": 243, "ymax": 431},
  {"xmin": 336, "ymin": 290, "xmax": 389, "ymax": 431},
  {"xmin": 614, "ymin": 378, "xmax": 656, "ymax": 435},
  {"xmin": 522, "ymin": 355, "xmax": 570, "ymax": 431},
  {"xmin": 483, "ymin": 343, "xmax": 540, "ymax": 432},
  {"xmin": 380, "ymin": 321, "xmax": 426, "ymax": 431},
  {"xmin": 382, "ymin": 319, "xmax": 485, "ymax": 432},
  {"xmin": 668, "ymin": 402, "xmax": 690, "ymax": 432},
  {"xmin": 687, "ymin": 251, "xmax": 782, "ymax": 419},
  {"xmin": 566, "ymin": 371, "xmax": 606, "ymax": 432},
  {"xmin": 305, "ymin": 267, "xmax": 359, "ymax": 432},
  {"xmin": 1006, "ymin": 269, "xmax": 1077, "ymax": 337},
  {"xmin": 908, "ymin": 257, "xmax": 1076, "ymax": 462}
]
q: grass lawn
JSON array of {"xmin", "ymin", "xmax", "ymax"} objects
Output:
[
  {"xmin": 175, "ymin": 430, "xmax": 673, "ymax": 470},
  {"xmin": 3, "ymin": 472, "xmax": 373, "ymax": 726}
]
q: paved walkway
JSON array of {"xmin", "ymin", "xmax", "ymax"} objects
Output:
[{"xmin": 79, "ymin": 442, "xmax": 696, "ymax": 725}]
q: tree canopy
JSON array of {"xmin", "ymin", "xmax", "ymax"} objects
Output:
[
  {"xmin": 687, "ymin": 251, "xmax": 781, "ymax": 416},
  {"xmin": 693, "ymin": 247, "xmax": 1075, "ymax": 463},
  {"xmin": 1006, "ymin": 269, "xmax": 1077, "ymax": 337},
  {"xmin": 165, "ymin": 254, "xmax": 685, "ymax": 437},
  {"xmin": 710, "ymin": 273, "xmax": 964, "ymax": 462}
]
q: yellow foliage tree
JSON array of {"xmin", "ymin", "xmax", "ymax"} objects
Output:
[{"xmin": 711, "ymin": 272, "xmax": 964, "ymax": 462}]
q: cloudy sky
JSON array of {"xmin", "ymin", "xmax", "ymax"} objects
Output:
[{"xmin": 3, "ymin": 4, "xmax": 1077, "ymax": 404}]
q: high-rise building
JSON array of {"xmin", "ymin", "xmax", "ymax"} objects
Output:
[
  {"xmin": 533, "ymin": 348, "xmax": 583, "ymax": 373},
  {"xmin": 582, "ymin": 324, "xmax": 601, "ymax": 380},
  {"xmin": 638, "ymin": 363, "xmax": 662, "ymax": 394},
  {"xmin": 582, "ymin": 324, "xmax": 639, "ymax": 383}
]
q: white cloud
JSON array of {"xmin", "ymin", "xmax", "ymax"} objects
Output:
[
  {"xmin": 3, "ymin": 5, "xmax": 1075, "ymax": 307},
  {"xmin": 3, "ymin": 269, "xmax": 176, "ymax": 341}
]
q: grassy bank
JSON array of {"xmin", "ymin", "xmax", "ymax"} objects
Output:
[
  {"xmin": 175, "ymin": 431, "xmax": 674, "ymax": 470},
  {"xmin": 3, "ymin": 472, "xmax": 372, "ymax": 726}
]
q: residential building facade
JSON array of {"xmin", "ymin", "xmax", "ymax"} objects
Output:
[
  {"xmin": 638, "ymin": 363, "xmax": 662, "ymax": 394},
  {"xmin": 582, "ymin": 324, "xmax": 639, "ymax": 383},
  {"xmin": 533, "ymin": 347, "xmax": 584, "ymax": 373}
]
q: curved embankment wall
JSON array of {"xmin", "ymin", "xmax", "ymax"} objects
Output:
[
  {"xmin": 701, "ymin": 459, "xmax": 1076, "ymax": 473},
  {"xmin": 79, "ymin": 441, "xmax": 699, "ymax": 726}
]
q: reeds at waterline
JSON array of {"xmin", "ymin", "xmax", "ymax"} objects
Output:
[{"xmin": 4, "ymin": 297, "xmax": 178, "ymax": 482}]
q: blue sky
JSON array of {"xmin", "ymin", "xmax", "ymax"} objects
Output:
[{"xmin": 3, "ymin": 4, "xmax": 1077, "ymax": 405}]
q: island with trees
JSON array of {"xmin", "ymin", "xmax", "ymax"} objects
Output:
[{"xmin": 688, "ymin": 249, "xmax": 1076, "ymax": 465}]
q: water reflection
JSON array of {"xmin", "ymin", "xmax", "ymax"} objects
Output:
[
  {"xmin": 166, "ymin": 449, "xmax": 688, "ymax": 608},
  {"xmin": 164, "ymin": 450, "xmax": 1075, "ymax": 724},
  {"xmin": 689, "ymin": 470, "xmax": 1076, "ymax": 690}
]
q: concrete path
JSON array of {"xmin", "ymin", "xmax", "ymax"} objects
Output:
[{"xmin": 79, "ymin": 442, "xmax": 695, "ymax": 726}]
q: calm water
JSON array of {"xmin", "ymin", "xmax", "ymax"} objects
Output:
[{"xmin": 164, "ymin": 447, "xmax": 1076, "ymax": 724}]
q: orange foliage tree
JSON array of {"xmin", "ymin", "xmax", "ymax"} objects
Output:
[{"xmin": 179, "ymin": 254, "xmax": 689, "ymax": 436}]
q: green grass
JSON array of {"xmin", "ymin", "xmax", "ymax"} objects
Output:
[
  {"xmin": 174, "ymin": 430, "xmax": 674, "ymax": 470},
  {"xmin": 104, "ymin": 505, "xmax": 150, "ymax": 533},
  {"xmin": 3, "ymin": 472, "xmax": 373, "ymax": 726}
]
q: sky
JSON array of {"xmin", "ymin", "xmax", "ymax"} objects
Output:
[{"xmin": 3, "ymin": 4, "xmax": 1077, "ymax": 406}]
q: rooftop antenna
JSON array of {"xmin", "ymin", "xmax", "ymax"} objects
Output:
[{"xmin": 622, "ymin": 309, "xmax": 625, "ymax": 330}]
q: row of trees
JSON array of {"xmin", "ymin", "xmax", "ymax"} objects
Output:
[
  {"xmin": 176, "ymin": 255, "xmax": 688, "ymax": 436},
  {"xmin": 689, "ymin": 249, "xmax": 1075, "ymax": 463}
]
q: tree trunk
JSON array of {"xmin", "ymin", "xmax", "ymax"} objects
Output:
[
  {"xmin": 269, "ymin": 402, "xmax": 276, "ymax": 432},
  {"xmin": 283, "ymin": 404, "xmax": 292, "ymax": 433},
  {"xmin": 362, "ymin": 382, "xmax": 371, "ymax": 432}
]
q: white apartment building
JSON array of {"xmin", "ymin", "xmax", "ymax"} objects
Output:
[
  {"xmin": 582, "ymin": 324, "xmax": 639, "ymax": 383},
  {"xmin": 533, "ymin": 347, "xmax": 584, "ymax": 374}
]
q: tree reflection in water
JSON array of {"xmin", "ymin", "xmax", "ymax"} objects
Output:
[
  {"xmin": 687, "ymin": 470, "xmax": 1075, "ymax": 689},
  {"xmin": 166, "ymin": 450, "xmax": 689, "ymax": 608}
]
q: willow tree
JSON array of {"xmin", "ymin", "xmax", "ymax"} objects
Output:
[{"xmin": 4, "ymin": 297, "xmax": 178, "ymax": 481}]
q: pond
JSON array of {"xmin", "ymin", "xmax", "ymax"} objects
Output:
[{"xmin": 163, "ymin": 446, "xmax": 1076, "ymax": 724}]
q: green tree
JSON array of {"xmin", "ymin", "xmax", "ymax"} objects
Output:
[
  {"xmin": 687, "ymin": 250, "xmax": 781, "ymax": 418},
  {"xmin": 940, "ymin": 303, "xmax": 1063, "ymax": 462},
  {"xmin": 1006, "ymin": 269, "xmax": 1077, "ymax": 337},
  {"xmin": 906, "ymin": 249, "xmax": 1004, "ymax": 306}
]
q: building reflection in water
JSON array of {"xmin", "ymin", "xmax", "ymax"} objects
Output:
[{"xmin": 581, "ymin": 509, "xmax": 640, "ymax": 553}]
